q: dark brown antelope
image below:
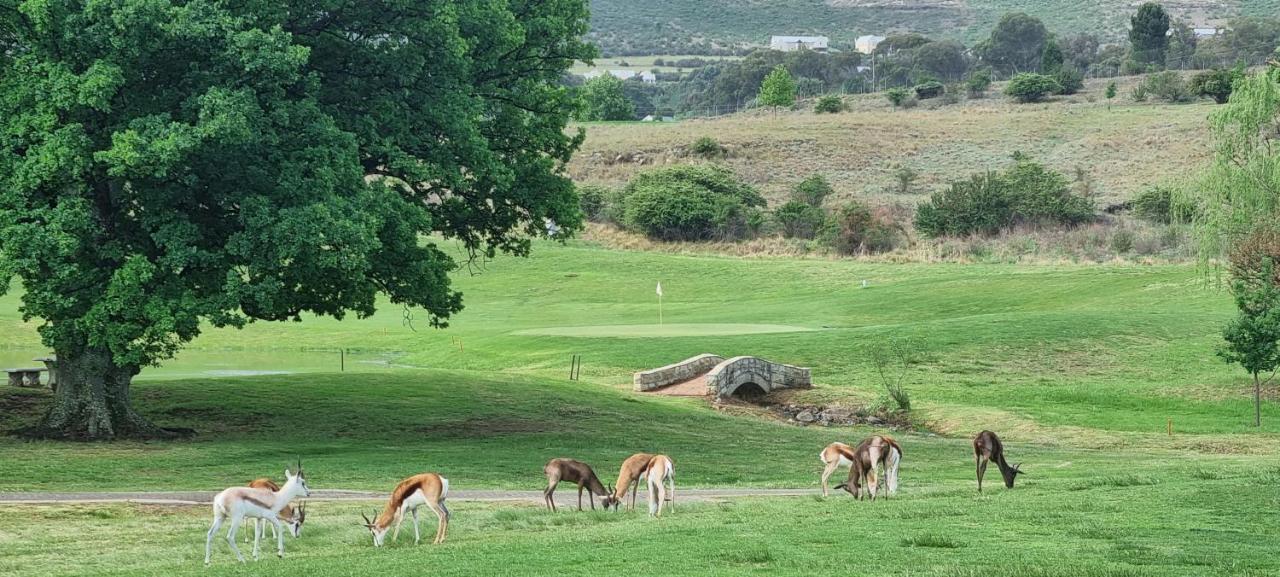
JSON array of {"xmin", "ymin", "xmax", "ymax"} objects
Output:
[
  {"xmin": 600, "ymin": 453, "xmax": 653, "ymax": 511},
  {"xmin": 360, "ymin": 473, "xmax": 450, "ymax": 546},
  {"xmin": 543, "ymin": 458, "xmax": 611, "ymax": 512},
  {"xmin": 973, "ymin": 430, "xmax": 1023, "ymax": 492},
  {"xmin": 833, "ymin": 436, "xmax": 902, "ymax": 500}
]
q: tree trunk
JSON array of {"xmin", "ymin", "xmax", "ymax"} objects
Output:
[
  {"xmin": 1255, "ymin": 372, "xmax": 1262, "ymax": 428},
  {"xmin": 20, "ymin": 346, "xmax": 173, "ymax": 440}
]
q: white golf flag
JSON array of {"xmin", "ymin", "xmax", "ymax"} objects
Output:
[{"xmin": 656, "ymin": 282, "xmax": 663, "ymax": 297}]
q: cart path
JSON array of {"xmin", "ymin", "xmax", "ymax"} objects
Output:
[{"xmin": 0, "ymin": 488, "xmax": 817, "ymax": 506}]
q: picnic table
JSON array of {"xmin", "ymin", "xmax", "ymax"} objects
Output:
[{"xmin": 5, "ymin": 356, "xmax": 57, "ymax": 389}]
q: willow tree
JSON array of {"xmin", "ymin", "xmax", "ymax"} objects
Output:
[{"xmin": 0, "ymin": 0, "xmax": 593, "ymax": 439}]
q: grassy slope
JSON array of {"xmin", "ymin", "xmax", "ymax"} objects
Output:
[
  {"xmin": 587, "ymin": 0, "xmax": 1279, "ymax": 53},
  {"xmin": 569, "ymin": 82, "xmax": 1217, "ymax": 206}
]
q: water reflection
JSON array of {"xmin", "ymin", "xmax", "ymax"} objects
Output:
[{"xmin": 0, "ymin": 349, "xmax": 404, "ymax": 381}]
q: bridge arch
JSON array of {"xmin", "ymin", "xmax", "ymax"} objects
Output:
[{"xmin": 705, "ymin": 356, "xmax": 811, "ymax": 399}]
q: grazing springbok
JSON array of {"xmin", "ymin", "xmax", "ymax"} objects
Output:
[
  {"xmin": 204, "ymin": 464, "xmax": 310, "ymax": 565},
  {"xmin": 645, "ymin": 454, "xmax": 675, "ymax": 517},
  {"xmin": 818, "ymin": 442, "xmax": 855, "ymax": 497},
  {"xmin": 833, "ymin": 436, "xmax": 902, "ymax": 500},
  {"xmin": 973, "ymin": 430, "xmax": 1023, "ymax": 492},
  {"xmin": 361, "ymin": 473, "xmax": 450, "ymax": 546},
  {"xmin": 600, "ymin": 453, "xmax": 654, "ymax": 511},
  {"xmin": 543, "ymin": 458, "xmax": 611, "ymax": 512},
  {"xmin": 244, "ymin": 478, "xmax": 305, "ymax": 542}
]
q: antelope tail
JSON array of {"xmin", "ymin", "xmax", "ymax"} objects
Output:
[{"xmin": 885, "ymin": 445, "xmax": 902, "ymax": 495}]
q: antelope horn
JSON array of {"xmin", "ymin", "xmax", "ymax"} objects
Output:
[{"xmin": 361, "ymin": 512, "xmax": 372, "ymax": 526}]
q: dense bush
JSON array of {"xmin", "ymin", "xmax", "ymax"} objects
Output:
[
  {"xmin": 1190, "ymin": 68, "xmax": 1242, "ymax": 104},
  {"xmin": 814, "ymin": 95, "xmax": 844, "ymax": 113},
  {"xmin": 915, "ymin": 160, "xmax": 1095, "ymax": 237},
  {"xmin": 619, "ymin": 165, "xmax": 766, "ymax": 241},
  {"xmin": 1054, "ymin": 65, "xmax": 1084, "ymax": 95},
  {"xmin": 1005, "ymin": 73, "xmax": 1061, "ymax": 103},
  {"xmin": 965, "ymin": 69, "xmax": 993, "ymax": 97},
  {"xmin": 774, "ymin": 200, "xmax": 827, "ymax": 239},
  {"xmin": 792, "ymin": 174, "xmax": 834, "ymax": 207},
  {"xmin": 691, "ymin": 136, "xmax": 725, "ymax": 158},
  {"xmin": 914, "ymin": 80, "xmax": 945, "ymax": 99},
  {"xmin": 886, "ymin": 87, "xmax": 910, "ymax": 107},
  {"xmin": 1134, "ymin": 71, "xmax": 1192, "ymax": 103},
  {"xmin": 825, "ymin": 201, "xmax": 903, "ymax": 255},
  {"xmin": 577, "ymin": 184, "xmax": 613, "ymax": 223},
  {"xmin": 1131, "ymin": 185, "xmax": 1193, "ymax": 224},
  {"xmin": 579, "ymin": 75, "xmax": 636, "ymax": 120}
]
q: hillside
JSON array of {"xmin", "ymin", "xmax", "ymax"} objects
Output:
[
  {"xmin": 569, "ymin": 78, "xmax": 1216, "ymax": 207},
  {"xmin": 588, "ymin": 0, "xmax": 1280, "ymax": 54}
]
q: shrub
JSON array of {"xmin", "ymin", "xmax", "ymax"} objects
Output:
[
  {"xmin": 792, "ymin": 174, "xmax": 834, "ymax": 207},
  {"xmin": 893, "ymin": 166, "xmax": 918, "ymax": 195},
  {"xmin": 619, "ymin": 164, "xmax": 766, "ymax": 241},
  {"xmin": 1136, "ymin": 71, "xmax": 1192, "ymax": 103},
  {"xmin": 915, "ymin": 159, "xmax": 1094, "ymax": 237},
  {"xmin": 1190, "ymin": 68, "xmax": 1242, "ymax": 104},
  {"xmin": 814, "ymin": 95, "xmax": 844, "ymax": 113},
  {"xmin": 1054, "ymin": 65, "xmax": 1084, "ymax": 95},
  {"xmin": 886, "ymin": 87, "xmax": 910, "ymax": 107},
  {"xmin": 900, "ymin": 95, "xmax": 919, "ymax": 109},
  {"xmin": 576, "ymin": 184, "xmax": 613, "ymax": 223},
  {"xmin": 774, "ymin": 200, "xmax": 827, "ymax": 239},
  {"xmin": 1002, "ymin": 161, "xmax": 1095, "ymax": 227},
  {"xmin": 691, "ymin": 136, "xmax": 724, "ymax": 158},
  {"xmin": 1004, "ymin": 73, "xmax": 1062, "ymax": 103},
  {"xmin": 579, "ymin": 75, "xmax": 635, "ymax": 121},
  {"xmin": 1131, "ymin": 185, "xmax": 1192, "ymax": 224},
  {"xmin": 914, "ymin": 80, "xmax": 945, "ymax": 100},
  {"xmin": 965, "ymin": 69, "xmax": 993, "ymax": 97},
  {"xmin": 825, "ymin": 201, "xmax": 902, "ymax": 255}
]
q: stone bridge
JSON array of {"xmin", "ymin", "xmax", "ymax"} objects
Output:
[{"xmin": 633, "ymin": 354, "xmax": 811, "ymax": 399}]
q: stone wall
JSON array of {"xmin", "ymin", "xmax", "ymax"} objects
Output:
[
  {"xmin": 705, "ymin": 356, "xmax": 811, "ymax": 398},
  {"xmin": 632, "ymin": 354, "xmax": 725, "ymax": 392}
]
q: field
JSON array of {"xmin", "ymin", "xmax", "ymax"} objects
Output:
[
  {"xmin": 587, "ymin": 0, "xmax": 1280, "ymax": 55},
  {"xmin": 569, "ymin": 78, "xmax": 1218, "ymax": 207},
  {"xmin": 2, "ymin": 239, "xmax": 1280, "ymax": 575}
]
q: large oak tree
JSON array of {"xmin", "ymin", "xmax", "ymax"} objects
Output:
[{"xmin": 0, "ymin": 0, "xmax": 594, "ymax": 439}]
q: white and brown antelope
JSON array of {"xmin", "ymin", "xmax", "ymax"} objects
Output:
[
  {"xmin": 644, "ymin": 454, "xmax": 675, "ymax": 517},
  {"xmin": 600, "ymin": 452, "xmax": 654, "ymax": 511},
  {"xmin": 543, "ymin": 458, "xmax": 611, "ymax": 512},
  {"xmin": 204, "ymin": 464, "xmax": 311, "ymax": 565},
  {"xmin": 818, "ymin": 441, "xmax": 855, "ymax": 497},
  {"xmin": 361, "ymin": 473, "xmax": 450, "ymax": 546},
  {"xmin": 973, "ymin": 430, "xmax": 1023, "ymax": 492},
  {"xmin": 833, "ymin": 435, "xmax": 902, "ymax": 500},
  {"xmin": 243, "ymin": 478, "xmax": 306, "ymax": 542}
]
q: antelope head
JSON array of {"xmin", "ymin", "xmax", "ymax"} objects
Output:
[
  {"xmin": 287, "ymin": 501, "xmax": 307, "ymax": 538},
  {"xmin": 362, "ymin": 511, "xmax": 390, "ymax": 547},
  {"xmin": 284, "ymin": 460, "xmax": 312, "ymax": 498},
  {"xmin": 1004, "ymin": 462, "xmax": 1025, "ymax": 488}
]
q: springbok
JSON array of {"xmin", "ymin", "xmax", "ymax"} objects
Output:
[
  {"xmin": 600, "ymin": 453, "xmax": 653, "ymax": 511},
  {"xmin": 644, "ymin": 455, "xmax": 675, "ymax": 517},
  {"xmin": 973, "ymin": 430, "xmax": 1023, "ymax": 492},
  {"xmin": 244, "ymin": 478, "xmax": 305, "ymax": 542},
  {"xmin": 204, "ymin": 464, "xmax": 310, "ymax": 565},
  {"xmin": 818, "ymin": 442, "xmax": 855, "ymax": 497},
  {"xmin": 833, "ymin": 435, "xmax": 902, "ymax": 500},
  {"xmin": 361, "ymin": 473, "xmax": 450, "ymax": 546},
  {"xmin": 543, "ymin": 458, "xmax": 610, "ymax": 512}
]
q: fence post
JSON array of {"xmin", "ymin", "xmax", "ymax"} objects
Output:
[{"xmin": 340, "ymin": 348, "xmax": 345, "ymax": 372}]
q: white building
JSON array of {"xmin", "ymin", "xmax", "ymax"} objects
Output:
[
  {"xmin": 855, "ymin": 35, "xmax": 885, "ymax": 54},
  {"xmin": 581, "ymin": 69, "xmax": 642, "ymax": 81},
  {"xmin": 770, "ymin": 35, "xmax": 829, "ymax": 52},
  {"xmin": 1193, "ymin": 27, "xmax": 1223, "ymax": 38}
]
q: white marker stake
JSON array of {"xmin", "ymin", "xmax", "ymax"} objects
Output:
[{"xmin": 656, "ymin": 282, "xmax": 664, "ymax": 325}]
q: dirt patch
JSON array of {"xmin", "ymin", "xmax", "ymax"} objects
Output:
[{"xmin": 713, "ymin": 390, "xmax": 918, "ymax": 431}]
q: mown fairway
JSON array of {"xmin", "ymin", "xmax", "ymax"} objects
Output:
[{"xmin": 2, "ymin": 241, "xmax": 1279, "ymax": 576}]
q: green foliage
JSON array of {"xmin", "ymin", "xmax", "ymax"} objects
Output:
[
  {"xmin": 913, "ymin": 40, "xmax": 969, "ymax": 81},
  {"xmin": 814, "ymin": 95, "xmax": 844, "ymax": 113},
  {"xmin": 619, "ymin": 165, "xmax": 765, "ymax": 241},
  {"xmin": 886, "ymin": 87, "xmax": 911, "ymax": 107},
  {"xmin": 1004, "ymin": 73, "xmax": 1062, "ymax": 102},
  {"xmin": 894, "ymin": 167, "xmax": 919, "ymax": 194},
  {"xmin": 1055, "ymin": 65, "xmax": 1085, "ymax": 95},
  {"xmin": 774, "ymin": 201, "xmax": 827, "ymax": 239},
  {"xmin": 759, "ymin": 65, "xmax": 797, "ymax": 112},
  {"xmin": 979, "ymin": 12, "xmax": 1049, "ymax": 75},
  {"xmin": 1105, "ymin": 81, "xmax": 1118, "ymax": 100},
  {"xmin": 965, "ymin": 69, "xmax": 993, "ymax": 97},
  {"xmin": 1221, "ymin": 254, "xmax": 1280, "ymax": 426},
  {"xmin": 691, "ymin": 136, "xmax": 726, "ymax": 158},
  {"xmin": 914, "ymin": 80, "xmax": 946, "ymax": 99},
  {"xmin": 1041, "ymin": 39, "xmax": 1066, "ymax": 73},
  {"xmin": 1191, "ymin": 68, "xmax": 1244, "ymax": 104},
  {"xmin": 1130, "ymin": 3, "xmax": 1171, "ymax": 66},
  {"xmin": 0, "ymin": 0, "xmax": 593, "ymax": 437},
  {"xmin": 1137, "ymin": 71, "xmax": 1193, "ymax": 103},
  {"xmin": 580, "ymin": 74, "xmax": 637, "ymax": 121},
  {"xmin": 823, "ymin": 201, "xmax": 902, "ymax": 255},
  {"xmin": 792, "ymin": 175, "xmax": 834, "ymax": 207},
  {"xmin": 1132, "ymin": 186, "xmax": 1178, "ymax": 223},
  {"xmin": 577, "ymin": 185, "xmax": 614, "ymax": 223},
  {"xmin": 915, "ymin": 159, "xmax": 1094, "ymax": 237}
]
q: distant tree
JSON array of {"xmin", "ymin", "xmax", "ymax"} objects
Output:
[
  {"xmin": 966, "ymin": 69, "xmax": 994, "ymax": 97},
  {"xmin": 1055, "ymin": 65, "xmax": 1085, "ymax": 95},
  {"xmin": 1165, "ymin": 19, "xmax": 1198, "ymax": 69},
  {"xmin": 914, "ymin": 40, "xmax": 969, "ymax": 81},
  {"xmin": 1105, "ymin": 81, "xmax": 1118, "ymax": 108},
  {"xmin": 1223, "ymin": 17, "xmax": 1280, "ymax": 65},
  {"xmin": 581, "ymin": 75, "xmax": 636, "ymax": 120},
  {"xmin": 1062, "ymin": 33, "xmax": 1102, "ymax": 71},
  {"xmin": 815, "ymin": 95, "xmax": 845, "ymax": 113},
  {"xmin": 792, "ymin": 174, "xmax": 835, "ymax": 207},
  {"xmin": 1191, "ymin": 67, "xmax": 1244, "ymax": 104},
  {"xmin": 978, "ymin": 12, "xmax": 1049, "ymax": 75},
  {"xmin": 1004, "ymin": 72, "xmax": 1062, "ymax": 102},
  {"xmin": 1137, "ymin": 71, "xmax": 1193, "ymax": 103},
  {"xmin": 914, "ymin": 80, "xmax": 945, "ymax": 99},
  {"xmin": 1041, "ymin": 39, "xmax": 1065, "ymax": 74},
  {"xmin": 759, "ymin": 65, "xmax": 797, "ymax": 116},
  {"xmin": 1221, "ymin": 246, "xmax": 1280, "ymax": 427},
  {"xmin": 874, "ymin": 34, "xmax": 933, "ymax": 56},
  {"xmin": 1130, "ymin": 3, "xmax": 1171, "ymax": 67}
]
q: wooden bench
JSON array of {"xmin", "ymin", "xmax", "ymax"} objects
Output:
[{"xmin": 6, "ymin": 367, "xmax": 47, "ymax": 388}]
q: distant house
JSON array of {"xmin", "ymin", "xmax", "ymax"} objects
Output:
[
  {"xmin": 855, "ymin": 35, "xmax": 885, "ymax": 54},
  {"xmin": 770, "ymin": 35, "xmax": 829, "ymax": 52},
  {"xmin": 1193, "ymin": 27, "xmax": 1223, "ymax": 38},
  {"xmin": 581, "ymin": 69, "xmax": 641, "ymax": 81},
  {"xmin": 639, "ymin": 71, "xmax": 657, "ymax": 84}
]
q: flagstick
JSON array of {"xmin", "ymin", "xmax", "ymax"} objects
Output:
[{"xmin": 658, "ymin": 292, "xmax": 663, "ymax": 325}]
